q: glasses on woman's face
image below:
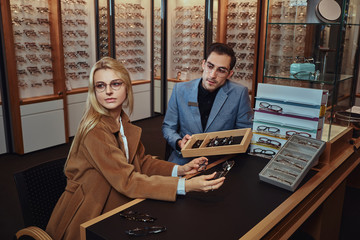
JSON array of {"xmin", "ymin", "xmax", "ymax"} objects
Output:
[
  {"xmin": 204, "ymin": 61, "xmax": 230, "ymax": 78},
  {"xmin": 94, "ymin": 79, "xmax": 124, "ymax": 93}
]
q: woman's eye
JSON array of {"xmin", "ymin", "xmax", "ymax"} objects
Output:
[
  {"xmin": 96, "ymin": 83, "xmax": 105, "ymax": 88},
  {"xmin": 112, "ymin": 82, "xmax": 122, "ymax": 87}
]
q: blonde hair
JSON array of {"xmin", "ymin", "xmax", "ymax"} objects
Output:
[{"xmin": 69, "ymin": 57, "xmax": 134, "ymax": 155}]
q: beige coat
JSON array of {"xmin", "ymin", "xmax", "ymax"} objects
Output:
[{"xmin": 46, "ymin": 112, "xmax": 178, "ymax": 240}]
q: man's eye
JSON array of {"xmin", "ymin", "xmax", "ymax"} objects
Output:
[
  {"xmin": 207, "ymin": 64, "xmax": 214, "ymax": 69},
  {"xmin": 218, "ymin": 68, "xmax": 228, "ymax": 74}
]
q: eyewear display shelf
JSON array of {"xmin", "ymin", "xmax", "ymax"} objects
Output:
[
  {"xmin": 153, "ymin": 0, "xmax": 260, "ymax": 113},
  {"xmin": 1, "ymin": 0, "xmax": 152, "ymax": 154},
  {"xmin": 81, "ymin": 133, "xmax": 360, "ymax": 239},
  {"xmin": 258, "ymin": 0, "xmax": 360, "ymax": 142},
  {"xmin": 1, "ymin": 0, "xmax": 97, "ymax": 154}
]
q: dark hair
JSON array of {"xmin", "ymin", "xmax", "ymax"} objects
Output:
[{"xmin": 205, "ymin": 42, "xmax": 236, "ymax": 70}]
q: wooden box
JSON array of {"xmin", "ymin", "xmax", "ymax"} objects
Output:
[{"xmin": 181, "ymin": 128, "xmax": 252, "ymax": 158}]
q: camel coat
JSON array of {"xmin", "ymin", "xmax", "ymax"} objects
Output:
[{"xmin": 46, "ymin": 112, "xmax": 178, "ymax": 240}]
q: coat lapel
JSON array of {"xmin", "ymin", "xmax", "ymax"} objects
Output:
[
  {"xmin": 205, "ymin": 81, "xmax": 229, "ymax": 132},
  {"xmin": 121, "ymin": 111, "xmax": 141, "ymax": 163}
]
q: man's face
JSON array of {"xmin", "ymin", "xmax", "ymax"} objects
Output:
[{"xmin": 201, "ymin": 52, "xmax": 233, "ymax": 92}]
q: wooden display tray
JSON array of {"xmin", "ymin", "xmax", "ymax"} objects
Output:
[{"xmin": 181, "ymin": 128, "xmax": 252, "ymax": 158}]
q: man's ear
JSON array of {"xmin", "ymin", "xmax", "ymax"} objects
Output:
[
  {"xmin": 201, "ymin": 59, "xmax": 206, "ymax": 71},
  {"xmin": 227, "ymin": 70, "xmax": 234, "ymax": 79}
]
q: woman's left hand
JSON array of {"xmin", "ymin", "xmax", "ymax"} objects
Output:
[{"xmin": 177, "ymin": 157, "xmax": 208, "ymax": 176}]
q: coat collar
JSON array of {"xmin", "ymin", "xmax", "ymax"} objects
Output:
[{"xmin": 100, "ymin": 111, "xmax": 141, "ymax": 163}]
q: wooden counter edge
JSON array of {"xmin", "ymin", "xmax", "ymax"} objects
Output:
[
  {"xmin": 80, "ymin": 199, "xmax": 145, "ymax": 240},
  {"xmin": 240, "ymin": 141, "xmax": 359, "ymax": 240}
]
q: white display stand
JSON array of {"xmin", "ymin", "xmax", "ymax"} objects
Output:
[
  {"xmin": 251, "ymin": 83, "xmax": 328, "ymax": 159},
  {"xmin": 20, "ymin": 100, "xmax": 66, "ymax": 153}
]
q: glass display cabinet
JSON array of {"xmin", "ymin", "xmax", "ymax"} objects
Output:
[
  {"xmin": 259, "ymin": 0, "xmax": 360, "ymax": 141},
  {"xmin": 1, "ymin": 0, "xmax": 97, "ymax": 153},
  {"xmin": 225, "ymin": 0, "xmax": 259, "ymax": 92}
]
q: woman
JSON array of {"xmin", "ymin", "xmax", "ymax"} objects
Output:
[{"xmin": 46, "ymin": 57, "xmax": 225, "ymax": 240}]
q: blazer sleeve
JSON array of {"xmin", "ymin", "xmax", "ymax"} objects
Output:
[
  {"xmin": 162, "ymin": 83, "xmax": 182, "ymax": 150},
  {"xmin": 83, "ymin": 127, "xmax": 178, "ymax": 201},
  {"xmin": 236, "ymin": 86, "xmax": 253, "ymax": 129}
]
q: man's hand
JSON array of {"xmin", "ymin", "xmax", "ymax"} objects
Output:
[{"xmin": 177, "ymin": 134, "xmax": 192, "ymax": 149}]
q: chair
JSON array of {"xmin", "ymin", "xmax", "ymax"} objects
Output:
[{"xmin": 13, "ymin": 158, "xmax": 67, "ymax": 240}]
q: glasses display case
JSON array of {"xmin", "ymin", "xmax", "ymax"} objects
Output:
[
  {"xmin": 167, "ymin": 1, "xmax": 206, "ymax": 81},
  {"xmin": 259, "ymin": 0, "xmax": 360, "ymax": 141},
  {"xmin": 114, "ymin": 0, "xmax": 149, "ymax": 81},
  {"xmin": 97, "ymin": 0, "xmax": 109, "ymax": 59},
  {"xmin": 225, "ymin": 0, "xmax": 258, "ymax": 91},
  {"xmin": 61, "ymin": 0, "xmax": 96, "ymax": 90},
  {"xmin": 10, "ymin": 0, "xmax": 55, "ymax": 99},
  {"xmin": 1, "ymin": 0, "xmax": 99, "ymax": 154}
]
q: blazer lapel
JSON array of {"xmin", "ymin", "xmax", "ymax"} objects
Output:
[
  {"xmin": 188, "ymin": 79, "xmax": 203, "ymax": 132},
  {"xmin": 205, "ymin": 82, "xmax": 228, "ymax": 131}
]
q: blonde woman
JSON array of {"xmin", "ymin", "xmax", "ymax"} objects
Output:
[{"xmin": 46, "ymin": 57, "xmax": 225, "ymax": 240}]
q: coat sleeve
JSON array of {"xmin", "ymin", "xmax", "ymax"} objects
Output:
[
  {"xmin": 236, "ymin": 86, "xmax": 253, "ymax": 129},
  {"xmin": 162, "ymin": 83, "xmax": 183, "ymax": 150},
  {"xmin": 82, "ymin": 127, "xmax": 179, "ymax": 201}
]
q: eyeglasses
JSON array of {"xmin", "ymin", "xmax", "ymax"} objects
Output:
[
  {"xmin": 259, "ymin": 102, "xmax": 283, "ymax": 113},
  {"xmin": 252, "ymin": 148, "xmax": 276, "ymax": 156},
  {"xmin": 213, "ymin": 160, "xmax": 235, "ymax": 179},
  {"xmin": 94, "ymin": 80, "xmax": 124, "ymax": 93},
  {"xmin": 284, "ymin": 153, "xmax": 309, "ymax": 163},
  {"xmin": 204, "ymin": 62, "xmax": 230, "ymax": 78},
  {"xmin": 257, "ymin": 137, "xmax": 281, "ymax": 148},
  {"xmin": 119, "ymin": 210, "xmax": 156, "ymax": 222},
  {"xmin": 275, "ymin": 157, "xmax": 304, "ymax": 170},
  {"xmin": 125, "ymin": 226, "xmax": 167, "ymax": 237},
  {"xmin": 192, "ymin": 139, "xmax": 203, "ymax": 149},
  {"xmin": 286, "ymin": 131, "xmax": 311, "ymax": 138},
  {"xmin": 293, "ymin": 139, "xmax": 320, "ymax": 149},
  {"xmin": 257, "ymin": 125, "xmax": 280, "ymax": 134}
]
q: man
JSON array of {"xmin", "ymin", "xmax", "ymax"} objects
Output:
[{"xmin": 162, "ymin": 42, "xmax": 253, "ymax": 164}]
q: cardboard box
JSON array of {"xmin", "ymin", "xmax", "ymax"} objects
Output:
[{"xmin": 181, "ymin": 128, "xmax": 252, "ymax": 158}]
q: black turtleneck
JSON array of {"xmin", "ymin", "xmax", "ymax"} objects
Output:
[{"xmin": 197, "ymin": 80, "xmax": 220, "ymax": 131}]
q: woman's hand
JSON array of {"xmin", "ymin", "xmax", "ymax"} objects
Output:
[
  {"xmin": 185, "ymin": 172, "xmax": 225, "ymax": 193},
  {"xmin": 177, "ymin": 157, "xmax": 208, "ymax": 176}
]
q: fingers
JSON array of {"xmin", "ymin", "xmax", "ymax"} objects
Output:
[
  {"xmin": 202, "ymin": 173, "xmax": 225, "ymax": 192},
  {"xmin": 184, "ymin": 134, "xmax": 192, "ymax": 140},
  {"xmin": 204, "ymin": 178, "xmax": 225, "ymax": 192}
]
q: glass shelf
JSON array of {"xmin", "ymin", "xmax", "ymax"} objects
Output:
[
  {"xmin": 264, "ymin": 73, "xmax": 353, "ymax": 84},
  {"xmin": 261, "ymin": 0, "xmax": 360, "ymax": 141}
]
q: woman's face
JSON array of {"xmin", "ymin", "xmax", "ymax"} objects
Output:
[{"xmin": 94, "ymin": 68, "xmax": 127, "ymax": 118}]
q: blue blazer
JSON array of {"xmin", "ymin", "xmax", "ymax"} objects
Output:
[{"xmin": 162, "ymin": 78, "xmax": 253, "ymax": 164}]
